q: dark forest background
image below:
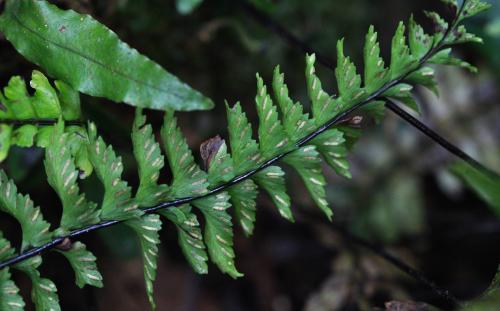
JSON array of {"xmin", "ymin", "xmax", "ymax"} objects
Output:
[{"xmin": 0, "ymin": 0, "xmax": 499, "ymax": 310}]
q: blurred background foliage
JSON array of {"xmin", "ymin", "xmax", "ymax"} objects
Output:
[{"xmin": 0, "ymin": 0, "xmax": 499, "ymax": 310}]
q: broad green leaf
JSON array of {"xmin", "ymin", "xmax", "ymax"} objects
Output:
[
  {"xmin": 226, "ymin": 102, "xmax": 262, "ymax": 175},
  {"xmin": 306, "ymin": 54, "xmax": 340, "ymax": 126},
  {"xmin": 254, "ymin": 166, "xmax": 294, "ymax": 222},
  {"xmin": 0, "ymin": 233, "xmax": 25, "ymax": 311},
  {"xmin": 311, "ymin": 129, "xmax": 351, "ymax": 179},
  {"xmin": 126, "ymin": 214, "xmax": 162, "ymax": 310},
  {"xmin": 273, "ymin": 66, "xmax": 315, "ymax": 141},
  {"xmin": 255, "ymin": 74, "xmax": 290, "ymax": 158},
  {"xmin": 0, "ymin": 0, "xmax": 213, "ymax": 111},
  {"xmin": 284, "ymin": 145, "xmax": 333, "ymax": 220},
  {"xmin": 161, "ymin": 111, "xmax": 209, "ymax": 197},
  {"xmin": 161, "ymin": 205, "xmax": 209, "ymax": 274},
  {"xmin": 132, "ymin": 109, "xmax": 168, "ymax": 206},
  {"xmin": 176, "ymin": 0, "xmax": 203, "ymax": 15},
  {"xmin": 335, "ymin": 39, "xmax": 365, "ymax": 106},
  {"xmin": 193, "ymin": 192, "xmax": 242, "ymax": 278},
  {"xmin": 57, "ymin": 242, "xmax": 103, "ymax": 288},
  {"xmin": 390, "ymin": 22, "xmax": 417, "ymax": 79},
  {"xmin": 364, "ymin": 26, "xmax": 389, "ymax": 94},
  {"xmin": 0, "ymin": 170, "xmax": 52, "ymax": 251},
  {"xmin": 451, "ymin": 162, "xmax": 500, "ymax": 215},
  {"xmin": 15, "ymin": 256, "xmax": 60, "ymax": 311},
  {"xmin": 54, "ymin": 80, "xmax": 81, "ymax": 121},
  {"xmin": 87, "ymin": 123, "xmax": 142, "ymax": 221},
  {"xmin": 229, "ymin": 180, "xmax": 258, "ymax": 237},
  {"xmin": 45, "ymin": 122, "xmax": 100, "ymax": 231}
]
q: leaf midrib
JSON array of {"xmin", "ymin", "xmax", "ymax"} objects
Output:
[{"xmin": 9, "ymin": 10, "xmax": 186, "ymax": 101}]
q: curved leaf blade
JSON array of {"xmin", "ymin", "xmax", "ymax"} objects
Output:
[{"xmin": 0, "ymin": 0, "xmax": 213, "ymax": 111}]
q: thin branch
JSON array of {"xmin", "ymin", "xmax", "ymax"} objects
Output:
[
  {"xmin": 298, "ymin": 210, "xmax": 462, "ymax": 307},
  {"xmin": 385, "ymin": 100, "xmax": 499, "ymax": 178},
  {"xmin": 330, "ymin": 222, "xmax": 463, "ymax": 307},
  {"xmin": 239, "ymin": 0, "xmax": 499, "ymax": 179}
]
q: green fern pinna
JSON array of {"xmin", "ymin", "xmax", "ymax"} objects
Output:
[{"xmin": 0, "ymin": 0, "xmax": 493, "ymax": 309}]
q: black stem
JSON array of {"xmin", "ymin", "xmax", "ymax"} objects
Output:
[
  {"xmin": 0, "ymin": 119, "xmax": 84, "ymax": 126},
  {"xmin": 328, "ymin": 222, "xmax": 463, "ymax": 307},
  {"xmin": 385, "ymin": 100, "xmax": 499, "ymax": 178}
]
